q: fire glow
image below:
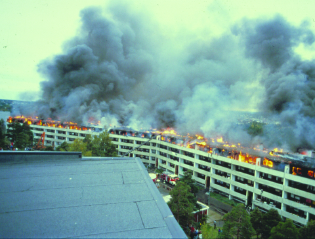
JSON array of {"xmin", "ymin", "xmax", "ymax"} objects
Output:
[
  {"xmin": 216, "ymin": 137, "xmax": 224, "ymax": 143},
  {"xmin": 7, "ymin": 116, "xmax": 96, "ymax": 131},
  {"xmin": 9, "ymin": 115, "xmax": 315, "ymax": 177}
]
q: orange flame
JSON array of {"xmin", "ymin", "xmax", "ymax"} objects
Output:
[
  {"xmin": 216, "ymin": 137, "xmax": 223, "ymax": 143},
  {"xmin": 273, "ymin": 148, "xmax": 283, "ymax": 153},
  {"xmin": 196, "ymin": 141, "xmax": 207, "ymax": 146},
  {"xmin": 196, "ymin": 135, "xmax": 204, "ymax": 140},
  {"xmin": 308, "ymin": 170, "xmax": 314, "ymax": 177},
  {"xmin": 7, "ymin": 117, "xmax": 12, "ymax": 123},
  {"xmin": 162, "ymin": 128, "xmax": 177, "ymax": 136},
  {"xmin": 239, "ymin": 151, "xmax": 246, "ymax": 162},
  {"xmin": 263, "ymin": 158, "xmax": 274, "ymax": 168}
]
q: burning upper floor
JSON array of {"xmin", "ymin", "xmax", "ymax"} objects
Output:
[
  {"xmin": 7, "ymin": 115, "xmax": 103, "ymax": 132},
  {"xmin": 7, "ymin": 115, "xmax": 315, "ymax": 180},
  {"xmin": 108, "ymin": 126, "xmax": 315, "ymax": 181}
]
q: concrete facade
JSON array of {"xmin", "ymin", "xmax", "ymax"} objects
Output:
[{"xmin": 29, "ymin": 125, "xmax": 315, "ymax": 226}]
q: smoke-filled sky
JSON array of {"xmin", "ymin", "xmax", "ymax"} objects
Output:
[{"xmin": 2, "ymin": 0, "xmax": 315, "ymax": 150}]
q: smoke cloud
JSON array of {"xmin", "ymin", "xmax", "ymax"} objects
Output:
[
  {"xmin": 16, "ymin": 5, "xmax": 315, "ymax": 151},
  {"xmin": 233, "ymin": 15, "xmax": 315, "ymax": 150}
]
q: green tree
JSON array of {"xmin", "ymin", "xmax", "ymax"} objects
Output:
[
  {"xmin": 155, "ymin": 168, "xmax": 164, "ymax": 179},
  {"xmin": 68, "ymin": 139, "xmax": 92, "ymax": 156},
  {"xmin": 15, "ymin": 132, "xmax": 31, "ymax": 149},
  {"xmin": 261, "ymin": 208, "xmax": 282, "ymax": 239},
  {"xmin": 250, "ymin": 207, "xmax": 263, "ymax": 238},
  {"xmin": 198, "ymin": 214, "xmax": 209, "ymax": 228},
  {"xmin": 200, "ymin": 223, "xmax": 218, "ymax": 239},
  {"xmin": 179, "ymin": 170, "xmax": 200, "ymax": 196},
  {"xmin": 0, "ymin": 102, "xmax": 12, "ymax": 111},
  {"xmin": 6, "ymin": 122, "xmax": 33, "ymax": 149},
  {"xmin": 84, "ymin": 131, "xmax": 117, "ymax": 157},
  {"xmin": 43, "ymin": 146, "xmax": 54, "ymax": 151},
  {"xmin": 178, "ymin": 170, "xmax": 203, "ymax": 214},
  {"xmin": 56, "ymin": 141, "xmax": 69, "ymax": 151},
  {"xmin": 0, "ymin": 119, "xmax": 5, "ymax": 133},
  {"xmin": 0, "ymin": 119, "xmax": 10, "ymax": 149},
  {"xmin": 247, "ymin": 121, "xmax": 264, "ymax": 136},
  {"xmin": 221, "ymin": 203, "xmax": 255, "ymax": 239},
  {"xmin": 299, "ymin": 220, "xmax": 315, "ymax": 239},
  {"xmin": 269, "ymin": 219, "xmax": 298, "ymax": 239},
  {"xmin": 168, "ymin": 181, "xmax": 195, "ymax": 234},
  {"xmin": 83, "ymin": 134, "xmax": 93, "ymax": 151}
]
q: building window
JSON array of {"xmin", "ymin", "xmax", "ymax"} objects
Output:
[{"xmin": 159, "ymin": 144, "xmax": 167, "ymax": 149}]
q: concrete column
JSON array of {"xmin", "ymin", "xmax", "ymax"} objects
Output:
[
  {"xmin": 253, "ymin": 193, "xmax": 257, "ymax": 201},
  {"xmin": 254, "ymin": 181, "xmax": 259, "ymax": 189},
  {"xmin": 282, "ymin": 191, "xmax": 287, "ymax": 199},
  {"xmin": 211, "ymin": 158, "xmax": 216, "ymax": 164},
  {"xmin": 210, "ymin": 177, "xmax": 215, "ymax": 184},
  {"xmin": 194, "ymin": 162, "xmax": 199, "ymax": 168},
  {"xmin": 179, "ymin": 166, "xmax": 183, "ymax": 174},
  {"xmin": 211, "ymin": 167, "xmax": 216, "ymax": 174},
  {"xmin": 306, "ymin": 212, "xmax": 310, "ymax": 222},
  {"xmin": 284, "ymin": 165, "xmax": 290, "ymax": 174},
  {"xmin": 281, "ymin": 203, "xmax": 286, "ymax": 211},
  {"xmin": 195, "ymin": 153, "xmax": 199, "ymax": 159},
  {"xmin": 229, "ymin": 194, "xmax": 233, "ymax": 200},
  {"xmin": 256, "ymin": 158, "xmax": 261, "ymax": 167},
  {"xmin": 283, "ymin": 178, "xmax": 289, "ymax": 187}
]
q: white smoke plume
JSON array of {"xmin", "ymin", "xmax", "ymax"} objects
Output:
[{"xmin": 16, "ymin": 4, "xmax": 315, "ymax": 151}]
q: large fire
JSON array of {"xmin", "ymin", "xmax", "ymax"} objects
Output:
[
  {"xmin": 216, "ymin": 137, "xmax": 224, "ymax": 143},
  {"xmin": 8, "ymin": 115, "xmax": 313, "ymax": 178},
  {"xmin": 7, "ymin": 116, "xmax": 99, "ymax": 131}
]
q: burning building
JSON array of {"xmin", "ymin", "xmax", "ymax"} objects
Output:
[{"xmin": 6, "ymin": 115, "xmax": 315, "ymax": 226}]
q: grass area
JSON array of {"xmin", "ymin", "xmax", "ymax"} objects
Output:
[
  {"xmin": 200, "ymin": 223, "xmax": 219, "ymax": 239},
  {"xmin": 210, "ymin": 192, "xmax": 239, "ymax": 207}
]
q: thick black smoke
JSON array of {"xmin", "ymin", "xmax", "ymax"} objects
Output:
[
  {"xmin": 233, "ymin": 15, "xmax": 315, "ymax": 150},
  {"xmin": 16, "ymin": 6, "xmax": 315, "ymax": 151}
]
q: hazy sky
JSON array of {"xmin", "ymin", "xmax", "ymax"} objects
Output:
[{"xmin": 1, "ymin": 0, "xmax": 314, "ymax": 101}]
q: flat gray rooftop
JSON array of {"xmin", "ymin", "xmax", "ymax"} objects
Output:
[{"xmin": 0, "ymin": 154, "xmax": 186, "ymax": 238}]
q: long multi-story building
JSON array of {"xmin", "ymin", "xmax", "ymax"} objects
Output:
[{"xmin": 7, "ymin": 117, "xmax": 315, "ymax": 226}]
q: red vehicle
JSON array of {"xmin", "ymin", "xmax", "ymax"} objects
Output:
[{"xmin": 161, "ymin": 173, "xmax": 179, "ymax": 185}]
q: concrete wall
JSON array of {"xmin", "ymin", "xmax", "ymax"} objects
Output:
[{"xmin": 0, "ymin": 151, "xmax": 82, "ymax": 162}]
